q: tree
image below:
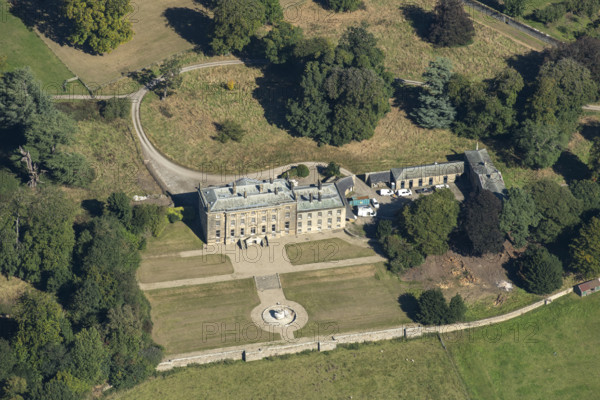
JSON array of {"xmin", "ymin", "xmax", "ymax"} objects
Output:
[
  {"xmin": 325, "ymin": 0, "xmax": 362, "ymax": 12},
  {"xmin": 262, "ymin": 22, "xmax": 303, "ymax": 64},
  {"xmin": 414, "ymin": 58, "xmax": 456, "ymax": 129},
  {"xmin": 216, "ymin": 120, "xmax": 245, "ymax": 143},
  {"xmin": 570, "ymin": 217, "xmax": 600, "ymax": 278},
  {"xmin": 448, "ymin": 294, "xmax": 466, "ymax": 322},
  {"xmin": 382, "ymin": 234, "xmax": 424, "ymax": 273},
  {"xmin": 102, "ymin": 98, "xmax": 130, "ymax": 120},
  {"xmin": 589, "ymin": 137, "xmax": 600, "ymax": 180},
  {"xmin": 504, "ymin": 0, "xmax": 527, "ymax": 16},
  {"xmin": 67, "ymin": 328, "xmax": 109, "ymax": 385},
  {"xmin": 260, "ymin": 0, "xmax": 283, "ymax": 24},
  {"xmin": 46, "ymin": 152, "xmax": 95, "ymax": 188},
  {"xmin": 462, "ymin": 190, "xmax": 505, "ymax": 256},
  {"xmin": 570, "ymin": 180, "xmax": 600, "ymax": 212},
  {"xmin": 530, "ymin": 180, "xmax": 582, "ymax": 243},
  {"xmin": 336, "ymin": 26, "xmax": 389, "ymax": 81},
  {"xmin": 0, "ymin": 68, "xmax": 51, "ymax": 130},
  {"xmin": 428, "ymin": 0, "xmax": 475, "ymax": 47},
  {"xmin": 13, "ymin": 291, "xmax": 69, "ymax": 369},
  {"xmin": 514, "ymin": 120, "xmax": 567, "ymax": 169},
  {"xmin": 106, "ymin": 192, "xmax": 132, "ymax": 227},
  {"xmin": 22, "ymin": 109, "xmax": 76, "ymax": 163},
  {"xmin": 517, "ymin": 246, "xmax": 563, "ymax": 294},
  {"xmin": 376, "ymin": 219, "xmax": 393, "ymax": 241},
  {"xmin": 550, "ymin": 36, "xmax": 600, "ymax": 83},
  {"xmin": 500, "ymin": 187, "xmax": 540, "ymax": 248},
  {"xmin": 295, "ymin": 164, "xmax": 310, "ymax": 178},
  {"xmin": 64, "ymin": 0, "xmax": 134, "ymax": 54},
  {"xmin": 324, "ymin": 161, "xmax": 341, "ymax": 178},
  {"xmin": 130, "ymin": 205, "xmax": 167, "ymax": 237},
  {"xmin": 527, "ymin": 58, "xmax": 597, "ymax": 130},
  {"xmin": 0, "ymin": 339, "xmax": 15, "ymax": 382},
  {"xmin": 417, "ymin": 289, "xmax": 450, "ymax": 325},
  {"xmin": 401, "ymin": 189, "xmax": 459, "ymax": 255},
  {"xmin": 211, "ymin": 0, "xmax": 266, "ymax": 54},
  {"xmin": 157, "ymin": 57, "xmax": 183, "ymax": 100}
]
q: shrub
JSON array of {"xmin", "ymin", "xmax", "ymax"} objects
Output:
[
  {"xmin": 46, "ymin": 152, "xmax": 96, "ymax": 188},
  {"xmin": 130, "ymin": 205, "xmax": 167, "ymax": 237},
  {"xmin": 325, "ymin": 0, "xmax": 363, "ymax": 12},
  {"xmin": 533, "ymin": 3, "xmax": 567, "ymax": 24},
  {"xmin": 216, "ymin": 119, "xmax": 245, "ymax": 143},
  {"xmin": 226, "ymin": 80, "xmax": 235, "ymax": 90},
  {"xmin": 416, "ymin": 289, "xmax": 450, "ymax": 325},
  {"xmin": 167, "ymin": 207, "xmax": 184, "ymax": 223},
  {"xmin": 517, "ymin": 246, "xmax": 563, "ymax": 294},
  {"xmin": 296, "ymin": 164, "xmax": 310, "ymax": 178},
  {"xmin": 324, "ymin": 161, "xmax": 341, "ymax": 178},
  {"xmin": 102, "ymin": 97, "xmax": 130, "ymax": 121}
]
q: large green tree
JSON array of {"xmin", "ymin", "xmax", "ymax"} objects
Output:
[
  {"xmin": 517, "ymin": 246, "xmax": 563, "ymax": 294},
  {"xmin": 570, "ymin": 216, "xmax": 600, "ymax": 278},
  {"xmin": 414, "ymin": 57, "xmax": 456, "ymax": 129},
  {"xmin": 0, "ymin": 68, "xmax": 51, "ymax": 130},
  {"xmin": 530, "ymin": 180, "xmax": 582, "ymax": 243},
  {"xmin": 462, "ymin": 190, "xmax": 505, "ymax": 256},
  {"xmin": 428, "ymin": 0, "xmax": 475, "ymax": 47},
  {"xmin": 401, "ymin": 189, "xmax": 459, "ymax": 255},
  {"xmin": 64, "ymin": 0, "xmax": 134, "ymax": 54},
  {"xmin": 157, "ymin": 56, "xmax": 183, "ymax": 100},
  {"xmin": 570, "ymin": 180, "xmax": 600, "ymax": 212},
  {"xmin": 325, "ymin": 0, "xmax": 362, "ymax": 12},
  {"xmin": 67, "ymin": 328, "xmax": 109, "ymax": 386},
  {"xmin": 514, "ymin": 120, "xmax": 567, "ymax": 169},
  {"xmin": 589, "ymin": 137, "xmax": 600, "ymax": 180},
  {"xmin": 211, "ymin": 0, "xmax": 266, "ymax": 54},
  {"xmin": 262, "ymin": 22, "xmax": 303, "ymax": 64},
  {"xmin": 500, "ymin": 187, "xmax": 540, "ymax": 248},
  {"xmin": 504, "ymin": 0, "xmax": 527, "ymax": 16}
]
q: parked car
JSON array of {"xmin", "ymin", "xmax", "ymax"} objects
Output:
[
  {"xmin": 434, "ymin": 184, "xmax": 449, "ymax": 190},
  {"xmin": 416, "ymin": 187, "xmax": 433, "ymax": 194},
  {"xmin": 378, "ymin": 188, "xmax": 394, "ymax": 196},
  {"xmin": 357, "ymin": 206, "xmax": 377, "ymax": 217},
  {"xmin": 371, "ymin": 198, "xmax": 380, "ymax": 208},
  {"xmin": 397, "ymin": 189, "xmax": 412, "ymax": 197}
]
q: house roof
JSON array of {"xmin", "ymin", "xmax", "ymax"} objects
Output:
[
  {"xmin": 367, "ymin": 171, "xmax": 392, "ymax": 185},
  {"xmin": 577, "ymin": 278, "xmax": 600, "ymax": 292},
  {"xmin": 391, "ymin": 161, "xmax": 465, "ymax": 181},
  {"xmin": 199, "ymin": 178, "xmax": 345, "ymax": 213},
  {"xmin": 464, "ymin": 149, "xmax": 506, "ymax": 196},
  {"xmin": 335, "ymin": 176, "xmax": 354, "ymax": 196}
]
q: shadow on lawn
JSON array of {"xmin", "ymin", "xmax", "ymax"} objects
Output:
[
  {"xmin": 400, "ymin": 5, "xmax": 434, "ymax": 42},
  {"xmin": 398, "ymin": 293, "xmax": 419, "ymax": 322},
  {"xmin": 10, "ymin": 0, "xmax": 72, "ymax": 46},
  {"xmin": 163, "ymin": 7, "xmax": 212, "ymax": 53}
]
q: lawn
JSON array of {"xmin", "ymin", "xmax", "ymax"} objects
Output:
[
  {"xmin": 284, "ymin": 238, "xmax": 375, "ymax": 265},
  {"xmin": 138, "ymin": 254, "xmax": 233, "ymax": 284},
  {"xmin": 281, "ymin": 264, "xmax": 415, "ymax": 337},
  {"xmin": 0, "ymin": 0, "xmax": 78, "ymax": 92},
  {"xmin": 143, "ymin": 220, "xmax": 204, "ymax": 258},
  {"xmin": 55, "ymin": 101, "xmax": 162, "ymax": 202},
  {"xmin": 145, "ymin": 279, "xmax": 268, "ymax": 355},
  {"xmin": 464, "ymin": 287, "xmax": 542, "ymax": 321},
  {"xmin": 446, "ymin": 292, "xmax": 600, "ymax": 399},
  {"xmin": 108, "ymin": 336, "xmax": 468, "ymax": 400}
]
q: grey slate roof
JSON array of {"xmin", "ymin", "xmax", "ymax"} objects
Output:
[
  {"xmin": 464, "ymin": 149, "xmax": 506, "ymax": 196},
  {"xmin": 335, "ymin": 176, "xmax": 354, "ymax": 196},
  {"xmin": 366, "ymin": 171, "xmax": 392, "ymax": 185},
  {"xmin": 199, "ymin": 178, "xmax": 295, "ymax": 212},
  {"xmin": 391, "ymin": 161, "xmax": 465, "ymax": 181},
  {"xmin": 199, "ymin": 178, "xmax": 344, "ymax": 213}
]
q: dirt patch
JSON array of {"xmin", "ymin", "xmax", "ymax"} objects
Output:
[{"xmin": 402, "ymin": 241, "xmax": 521, "ymax": 302}]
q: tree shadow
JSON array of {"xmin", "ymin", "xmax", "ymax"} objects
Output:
[
  {"xmin": 81, "ymin": 199, "xmax": 104, "ymax": 218},
  {"xmin": 398, "ymin": 293, "xmax": 419, "ymax": 321},
  {"xmin": 501, "ymin": 257, "xmax": 523, "ymax": 289},
  {"xmin": 0, "ymin": 317, "xmax": 17, "ymax": 341},
  {"xmin": 506, "ymin": 51, "xmax": 546, "ymax": 83},
  {"xmin": 552, "ymin": 151, "xmax": 590, "ymax": 184},
  {"xmin": 393, "ymin": 81, "xmax": 422, "ymax": 121},
  {"xmin": 9, "ymin": 0, "xmax": 72, "ymax": 46},
  {"xmin": 163, "ymin": 7, "xmax": 213, "ymax": 53},
  {"xmin": 253, "ymin": 65, "xmax": 297, "ymax": 132},
  {"xmin": 128, "ymin": 68, "xmax": 157, "ymax": 87},
  {"xmin": 579, "ymin": 119, "xmax": 600, "ymax": 141},
  {"xmin": 400, "ymin": 5, "xmax": 433, "ymax": 42}
]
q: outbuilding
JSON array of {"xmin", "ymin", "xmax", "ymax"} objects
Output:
[{"xmin": 575, "ymin": 278, "xmax": 600, "ymax": 297}]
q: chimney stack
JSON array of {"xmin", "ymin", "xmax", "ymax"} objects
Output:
[
  {"xmin": 274, "ymin": 187, "xmax": 278, "ymax": 195},
  {"xmin": 244, "ymin": 190, "xmax": 247, "ymax": 199},
  {"xmin": 270, "ymin": 177, "xmax": 273, "ymax": 184},
  {"xmin": 309, "ymin": 193, "xmax": 313, "ymax": 203},
  {"xmin": 318, "ymin": 192, "xmax": 322, "ymax": 202},
  {"xmin": 232, "ymin": 182, "xmax": 237, "ymax": 194},
  {"xmin": 318, "ymin": 180, "xmax": 322, "ymax": 190}
]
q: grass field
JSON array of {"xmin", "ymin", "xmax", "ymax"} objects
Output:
[
  {"xmin": 0, "ymin": 0, "xmax": 78, "ymax": 92},
  {"xmin": 145, "ymin": 279, "xmax": 268, "ymax": 355},
  {"xmin": 464, "ymin": 287, "xmax": 541, "ymax": 321},
  {"xmin": 143, "ymin": 221, "xmax": 204, "ymax": 258},
  {"xmin": 55, "ymin": 101, "xmax": 161, "ymax": 202},
  {"xmin": 0, "ymin": 276, "xmax": 29, "ymax": 315},
  {"xmin": 284, "ymin": 238, "xmax": 375, "ymax": 265},
  {"xmin": 447, "ymin": 292, "xmax": 600, "ymax": 399},
  {"xmin": 281, "ymin": 264, "xmax": 415, "ymax": 337},
  {"xmin": 138, "ymin": 255, "xmax": 232, "ymax": 284},
  {"xmin": 109, "ymin": 336, "xmax": 468, "ymax": 400}
]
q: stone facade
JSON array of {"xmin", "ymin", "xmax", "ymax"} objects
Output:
[{"xmin": 198, "ymin": 178, "xmax": 346, "ymax": 245}]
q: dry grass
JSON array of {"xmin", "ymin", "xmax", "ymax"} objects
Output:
[
  {"xmin": 0, "ymin": 276, "xmax": 29, "ymax": 314},
  {"xmin": 141, "ymin": 64, "xmax": 477, "ymax": 175},
  {"xmin": 281, "ymin": 264, "xmax": 415, "ymax": 336},
  {"xmin": 285, "ymin": 238, "xmax": 375, "ymax": 265},
  {"xmin": 143, "ymin": 221, "xmax": 204, "ymax": 258},
  {"xmin": 138, "ymin": 255, "xmax": 233, "ymax": 284},
  {"xmin": 145, "ymin": 279, "xmax": 269, "ymax": 354}
]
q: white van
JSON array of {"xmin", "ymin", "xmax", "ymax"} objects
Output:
[
  {"xmin": 357, "ymin": 206, "xmax": 376, "ymax": 217},
  {"xmin": 397, "ymin": 189, "xmax": 412, "ymax": 197},
  {"xmin": 378, "ymin": 189, "xmax": 394, "ymax": 196}
]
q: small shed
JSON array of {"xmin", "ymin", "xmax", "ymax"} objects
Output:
[
  {"xmin": 348, "ymin": 196, "xmax": 370, "ymax": 207},
  {"xmin": 576, "ymin": 278, "xmax": 600, "ymax": 297}
]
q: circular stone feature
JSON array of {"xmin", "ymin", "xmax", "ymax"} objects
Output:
[{"xmin": 262, "ymin": 305, "xmax": 296, "ymax": 326}]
